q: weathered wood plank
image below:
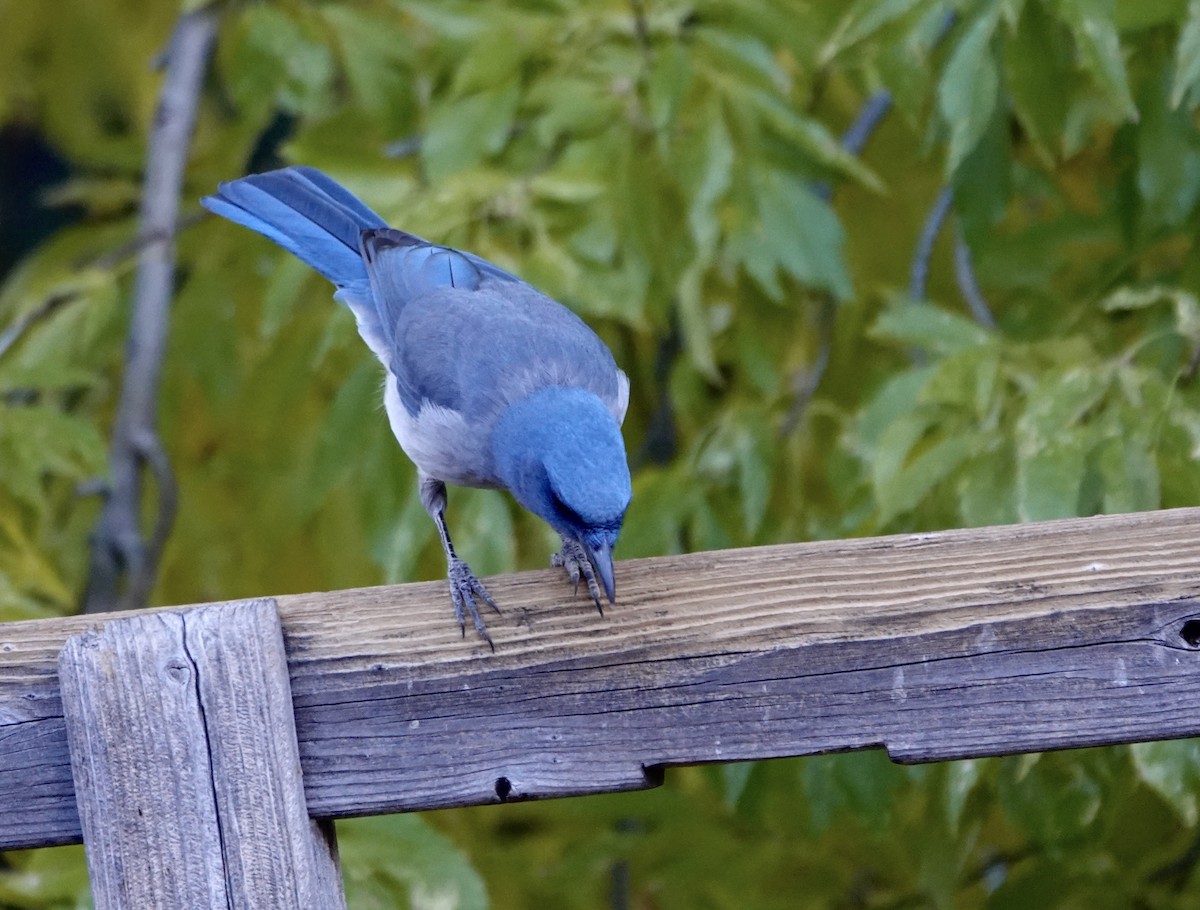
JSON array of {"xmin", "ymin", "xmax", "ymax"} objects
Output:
[
  {"xmin": 58, "ymin": 600, "xmax": 345, "ymax": 909},
  {"xmin": 4, "ymin": 508, "xmax": 1200, "ymax": 851}
]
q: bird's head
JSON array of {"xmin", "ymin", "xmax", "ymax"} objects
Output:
[{"xmin": 492, "ymin": 387, "xmax": 631, "ymax": 601}]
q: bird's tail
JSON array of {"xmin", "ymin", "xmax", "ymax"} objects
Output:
[{"xmin": 201, "ymin": 166, "xmax": 386, "ymax": 290}]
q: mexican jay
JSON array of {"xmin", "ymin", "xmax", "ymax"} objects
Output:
[{"xmin": 202, "ymin": 166, "xmax": 631, "ymax": 646}]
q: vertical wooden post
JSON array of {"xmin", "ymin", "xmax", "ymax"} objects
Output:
[{"xmin": 58, "ymin": 598, "xmax": 345, "ymax": 910}]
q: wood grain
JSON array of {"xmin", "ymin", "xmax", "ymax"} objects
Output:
[
  {"xmin": 5, "ymin": 508, "xmax": 1200, "ymax": 851},
  {"xmin": 57, "ymin": 601, "xmax": 345, "ymax": 908}
]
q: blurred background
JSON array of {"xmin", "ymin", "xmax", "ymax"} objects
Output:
[{"xmin": 5, "ymin": 0, "xmax": 1200, "ymax": 906}]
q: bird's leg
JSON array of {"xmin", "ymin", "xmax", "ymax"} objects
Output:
[
  {"xmin": 419, "ymin": 473, "xmax": 500, "ymax": 648},
  {"xmin": 551, "ymin": 536, "xmax": 604, "ymax": 614}
]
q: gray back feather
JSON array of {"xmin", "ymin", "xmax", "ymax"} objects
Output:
[{"xmin": 391, "ymin": 281, "xmax": 624, "ymax": 425}]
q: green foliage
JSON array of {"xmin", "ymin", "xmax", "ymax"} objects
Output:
[
  {"xmin": 0, "ymin": 846, "xmax": 89, "ymax": 909},
  {"xmin": 5, "ymin": 0, "xmax": 1200, "ymax": 907},
  {"xmin": 338, "ymin": 815, "xmax": 488, "ymax": 910}
]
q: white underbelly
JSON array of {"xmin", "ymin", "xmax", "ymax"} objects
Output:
[{"xmin": 382, "ymin": 380, "xmax": 496, "ymax": 488}]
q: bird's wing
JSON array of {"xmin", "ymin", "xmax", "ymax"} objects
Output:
[
  {"xmin": 361, "ymin": 231, "xmax": 627, "ymax": 426},
  {"xmin": 360, "ymin": 229, "xmax": 522, "ymax": 351},
  {"xmin": 392, "ymin": 283, "xmax": 626, "ymax": 426}
]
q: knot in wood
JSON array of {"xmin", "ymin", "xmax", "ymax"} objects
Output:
[{"xmin": 163, "ymin": 659, "xmax": 191, "ymax": 685}]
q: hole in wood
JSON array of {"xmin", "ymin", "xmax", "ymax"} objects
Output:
[
  {"xmin": 494, "ymin": 776, "xmax": 512, "ymax": 801},
  {"xmin": 1180, "ymin": 619, "xmax": 1200, "ymax": 648}
]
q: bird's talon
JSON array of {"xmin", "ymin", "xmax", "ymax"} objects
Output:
[
  {"xmin": 448, "ymin": 557, "xmax": 499, "ymax": 647},
  {"xmin": 553, "ymin": 538, "xmax": 605, "ymax": 611}
]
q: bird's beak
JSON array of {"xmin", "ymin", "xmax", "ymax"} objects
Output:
[{"xmin": 587, "ymin": 540, "xmax": 617, "ymax": 604}]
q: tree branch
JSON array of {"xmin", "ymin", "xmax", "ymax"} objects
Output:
[
  {"xmin": 83, "ymin": 6, "xmax": 218, "ymax": 614},
  {"xmin": 840, "ymin": 90, "xmax": 893, "ymax": 157},
  {"xmin": 779, "ymin": 294, "xmax": 834, "ymax": 437},
  {"xmin": 909, "ymin": 185, "xmax": 953, "ymax": 302},
  {"xmin": 0, "ymin": 290, "xmax": 79, "ymax": 361},
  {"xmin": 953, "ymin": 223, "xmax": 997, "ymax": 328}
]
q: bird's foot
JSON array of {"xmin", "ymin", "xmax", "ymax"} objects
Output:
[
  {"xmin": 448, "ymin": 557, "xmax": 501, "ymax": 650},
  {"xmin": 551, "ymin": 539, "xmax": 604, "ymax": 614}
]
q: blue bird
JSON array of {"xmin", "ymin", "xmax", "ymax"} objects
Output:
[{"xmin": 201, "ymin": 167, "xmax": 631, "ymax": 646}]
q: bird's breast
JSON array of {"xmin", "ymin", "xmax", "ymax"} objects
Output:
[{"xmin": 382, "ymin": 379, "xmax": 498, "ymax": 488}]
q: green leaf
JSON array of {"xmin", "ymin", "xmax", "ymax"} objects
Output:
[
  {"xmin": 950, "ymin": 99, "xmax": 1012, "ymax": 244},
  {"xmin": 871, "ymin": 303, "xmax": 992, "ymax": 355},
  {"xmin": 996, "ymin": 753, "xmax": 1103, "ymax": 846},
  {"xmin": 695, "ymin": 27, "xmax": 786, "ymax": 90},
  {"xmin": 0, "ymin": 844, "xmax": 90, "ymax": 907},
  {"xmin": 731, "ymin": 170, "xmax": 853, "ymax": 300},
  {"xmin": 1102, "ymin": 284, "xmax": 1200, "ymax": 344},
  {"xmin": 320, "ymin": 5, "xmax": 413, "ymax": 125},
  {"xmin": 1004, "ymin": 0, "xmax": 1075, "ymax": 158},
  {"xmin": 1135, "ymin": 64, "xmax": 1200, "ymax": 229},
  {"xmin": 338, "ymin": 814, "xmax": 488, "ymax": 910},
  {"xmin": 1016, "ymin": 429, "xmax": 1091, "ymax": 521},
  {"xmin": 944, "ymin": 759, "xmax": 983, "ymax": 832},
  {"xmin": 820, "ymin": 0, "xmax": 940, "ymax": 64},
  {"xmin": 260, "ymin": 256, "xmax": 315, "ymax": 343},
  {"xmin": 421, "ymin": 83, "xmax": 521, "ymax": 183},
  {"xmin": 958, "ymin": 446, "xmax": 1019, "ymax": 527},
  {"xmin": 229, "ymin": 5, "xmax": 336, "ymax": 116},
  {"xmin": 734, "ymin": 415, "xmax": 772, "ymax": 536},
  {"xmin": 677, "ymin": 100, "xmax": 734, "ymax": 256},
  {"xmin": 1054, "ymin": 0, "xmax": 1138, "ymax": 121},
  {"xmin": 878, "ymin": 433, "xmax": 976, "ymax": 523},
  {"xmin": 301, "ymin": 358, "xmax": 382, "ymax": 518},
  {"xmin": 677, "ymin": 263, "xmax": 720, "ymax": 380},
  {"xmin": 1131, "ymin": 739, "xmax": 1200, "ymax": 826},
  {"xmin": 870, "ymin": 410, "xmax": 937, "ymax": 496},
  {"xmin": 721, "ymin": 761, "xmax": 758, "ymax": 808},
  {"xmin": 855, "ymin": 367, "xmax": 937, "ymax": 453},
  {"xmin": 646, "ymin": 42, "xmax": 694, "ymax": 135},
  {"xmin": 528, "ymin": 78, "xmax": 618, "ymax": 146},
  {"xmin": 738, "ymin": 87, "xmax": 885, "ymax": 192},
  {"xmin": 937, "ymin": 9, "xmax": 1001, "ymax": 175},
  {"xmin": 1171, "ymin": 0, "xmax": 1200, "ymax": 108},
  {"xmin": 373, "ymin": 485, "xmax": 435, "ymax": 586},
  {"xmin": 887, "ymin": 4, "xmax": 958, "ymax": 123},
  {"xmin": 1102, "ymin": 283, "xmax": 1191, "ymax": 312},
  {"xmin": 921, "ymin": 349, "xmax": 1001, "ymax": 416},
  {"xmin": 619, "ymin": 467, "xmax": 692, "ymax": 558},
  {"xmin": 1099, "ymin": 286, "xmax": 1200, "ymax": 350},
  {"xmin": 802, "ymin": 751, "xmax": 905, "ymax": 834},
  {"xmin": 0, "ymin": 510, "xmax": 76, "ymax": 609},
  {"xmin": 0, "ymin": 404, "xmax": 106, "ymax": 509},
  {"xmin": 1096, "ymin": 435, "xmax": 1160, "ymax": 513},
  {"xmin": 1013, "ymin": 366, "xmax": 1111, "ymax": 521},
  {"xmin": 450, "ymin": 27, "xmax": 531, "ymax": 98},
  {"xmin": 453, "ymin": 488, "xmax": 515, "ymax": 578}
]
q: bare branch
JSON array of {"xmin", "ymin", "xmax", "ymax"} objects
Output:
[
  {"xmin": 953, "ymin": 223, "xmax": 997, "ymax": 328},
  {"xmin": 83, "ymin": 6, "xmax": 218, "ymax": 614},
  {"xmin": 123, "ymin": 429, "xmax": 180, "ymax": 610},
  {"xmin": 92, "ymin": 211, "xmax": 208, "ymax": 272},
  {"xmin": 909, "ymin": 185, "xmax": 953, "ymax": 302},
  {"xmin": 629, "ymin": 0, "xmax": 651, "ymax": 55},
  {"xmin": 840, "ymin": 90, "xmax": 893, "ymax": 157},
  {"xmin": 0, "ymin": 290, "xmax": 79, "ymax": 361},
  {"xmin": 779, "ymin": 295, "xmax": 834, "ymax": 437}
]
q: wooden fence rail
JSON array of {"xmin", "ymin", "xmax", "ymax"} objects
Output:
[{"xmin": 4, "ymin": 507, "xmax": 1200, "ymax": 863}]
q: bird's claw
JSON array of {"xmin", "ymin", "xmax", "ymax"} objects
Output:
[
  {"xmin": 552, "ymin": 539, "xmax": 604, "ymax": 614},
  {"xmin": 550, "ymin": 548, "xmax": 581, "ymax": 591},
  {"xmin": 448, "ymin": 557, "xmax": 500, "ymax": 651}
]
